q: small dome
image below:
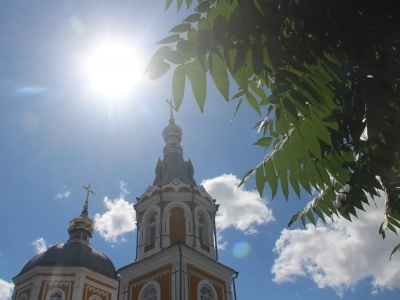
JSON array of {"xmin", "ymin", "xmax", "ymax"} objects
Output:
[
  {"xmin": 20, "ymin": 242, "xmax": 117, "ymax": 279},
  {"xmin": 162, "ymin": 112, "xmax": 183, "ymax": 145}
]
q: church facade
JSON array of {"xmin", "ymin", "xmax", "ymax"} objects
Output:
[{"xmin": 11, "ymin": 113, "xmax": 238, "ymax": 300}]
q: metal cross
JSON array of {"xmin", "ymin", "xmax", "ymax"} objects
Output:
[
  {"xmin": 83, "ymin": 184, "xmax": 95, "ymax": 204},
  {"xmin": 166, "ymin": 99, "xmax": 176, "ymax": 113}
]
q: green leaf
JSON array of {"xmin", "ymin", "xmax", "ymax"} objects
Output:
[
  {"xmin": 313, "ymin": 206, "xmax": 327, "ymax": 224},
  {"xmin": 275, "ymin": 150, "xmax": 289, "ymax": 200},
  {"xmin": 177, "ymin": 0, "xmax": 183, "ymax": 11},
  {"xmin": 186, "ymin": 0, "xmax": 193, "ymax": 9},
  {"xmin": 183, "ymin": 13, "xmax": 201, "ymax": 23},
  {"xmin": 172, "ymin": 65, "xmax": 186, "ymax": 110},
  {"xmin": 148, "ymin": 61, "xmax": 171, "ymax": 80},
  {"xmin": 316, "ymin": 161, "xmax": 331, "ymax": 187},
  {"xmin": 146, "ymin": 46, "xmax": 171, "ymax": 73},
  {"xmin": 289, "ymin": 171, "xmax": 301, "ymax": 198},
  {"xmin": 165, "ymin": 0, "xmax": 173, "ymax": 11},
  {"xmin": 306, "ymin": 209, "xmax": 316, "ymax": 226},
  {"xmin": 213, "ymin": 15, "xmax": 228, "ymax": 45},
  {"xmin": 231, "ymin": 90, "xmax": 245, "ymax": 100},
  {"xmin": 319, "ymin": 199, "xmax": 333, "ymax": 219},
  {"xmin": 390, "ymin": 243, "xmax": 400, "ymax": 260},
  {"xmin": 300, "ymin": 214, "xmax": 306, "ymax": 227},
  {"xmin": 255, "ymin": 165, "xmax": 265, "ymax": 196},
  {"xmin": 233, "ymin": 43, "xmax": 249, "ymax": 74},
  {"xmin": 299, "ymin": 122, "xmax": 322, "ymax": 161},
  {"xmin": 209, "ymin": 53, "xmax": 229, "ymax": 101},
  {"xmin": 231, "ymin": 98, "xmax": 243, "ymax": 122},
  {"xmin": 195, "ymin": 0, "xmax": 210, "ymax": 12},
  {"xmin": 389, "ymin": 216, "xmax": 400, "ymax": 228},
  {"xmin": 291, "ymin": 129, "xmax": 312, "ymax": 168},
  {"xmin": 156, "ymin": 34, "xmax": 181, "ymax": 45},
  {"xmin": 265, "ymin": 158, "xmax": 278, "ymax": 199},
  {"xmin": 177, "ymin": 40, "xmax": 198, "ymax": 57},
  {"xmin": 238, "ymin": 168, "xmax": 255, "ymax": 188},
  {"xmin": 251, "ymin": 38, "xmax": 264, "ymax": 75},
  {"xmin": 387, "ymin": 222, "xmax": 398, "ymax": 235},
  {"xmin": 254, "ymin": 137, "xmax": 273, "ymax": 148},
  {"xmin": 245, "ymin": 92, "xmax": 261, "ymax": 116},
  {"xmin": 165, "ymin": 50, "xmax": 184, "ymax": 64},
  {"xmin": 379, "ymin": 222, "xmax": 386, "ymax": 239},
  {"xmin": 308, "ymin": 114, "xmax": 333, "ymax": 146},
  {"xmin": 187, "ymin": 60, "xmax": 207, "ymax": 112},
  {"xmin": 170, "ymin": 23, "xmax": 192, "ymax": 33},
  {"xmin": 250, "ymin": 81, "xmax": 268, "ymax": 102},
  {"xmin": 288, "ymin": 212, "xmax": 301, "ymax": 227},
  {"xmin": 230, "ymin": 66, "xmax": 249, "ymax": 92},
  {"xmin": 297, "ymin": 167, "xmax": 312, "ymax": 195}
]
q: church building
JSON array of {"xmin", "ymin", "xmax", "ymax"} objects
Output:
[{"xmin": 11, "ymin": 112, "xmax": 239, "ymax": 300}]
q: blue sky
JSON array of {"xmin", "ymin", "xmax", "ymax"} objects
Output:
[{"xmin": 0, "ymin": 1, "xmax": 399, "ymax": 299}]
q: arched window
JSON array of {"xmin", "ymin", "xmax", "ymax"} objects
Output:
[
  {"xmin": 197, "ymin": 212, "xmax": 209, "ymax": 247},
  {"xmin": 142, "ymin": 285, "xmax": 157, "ymax": 300},
  {"xmin": 49, "ymin": 292, "xmax": 62, "ymax": 300},
  {"xmin": 46, "ymin": 289, "xmax": 65, "ymax": 300},
  {"xmin": 199, "ymin": 285, "xmax": 214, "ymax": 300},
  {"xmin": 197, "ymin": 280, "xmax": 217, "ymax": 300},
  {"xmin": 146, "ymin": 212, "xmax": 157, "ymax": 246},
  {"xmin": 18, "ymin": 294, "xmax": 27, "ymax": 300},
  {"xmin": 138, "ymin": 281, "xmax": 161, "ymax": 300}
]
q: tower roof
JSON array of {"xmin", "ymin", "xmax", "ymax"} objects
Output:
[{"xmin": 153, "ymin": 108, "xmax": 197, "ymax": 187}]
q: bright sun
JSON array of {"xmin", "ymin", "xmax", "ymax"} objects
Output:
[{"xmin": 85, "ymin": 41, "xmax": 144, "ymax": 99}]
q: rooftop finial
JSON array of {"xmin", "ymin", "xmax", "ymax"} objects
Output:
[
  {"xmin": 166, "ymin": 99, "xmax": 176, "ymax": 125},
  {"xmin": 82, "ymin": 184, "xmax": 95, "ymax": 217}
]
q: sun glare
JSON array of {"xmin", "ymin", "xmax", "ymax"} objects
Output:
[{"xmin": 85, "ymin": 41, "xmax": 144, "ymax": 99}]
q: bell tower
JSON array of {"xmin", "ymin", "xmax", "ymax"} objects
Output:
[{"xmin": 118, "ymin": 110, "xmax": 238, "ymax": 300}]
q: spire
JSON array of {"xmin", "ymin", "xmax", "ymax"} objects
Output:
[
  {"xmin": 152, "ymin": 103, "xmax": 197, "ymax": 187},
  {"xmin": 67, "ymin": 184, "xmax": 95, "ymax": 245}
]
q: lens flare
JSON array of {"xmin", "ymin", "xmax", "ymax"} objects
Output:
[
  {"xmin": 84, "ymin": 40, "xmax": 144, "ymax": 99},
  {"xmin": 232, "ymin": 241, "xmax": 251, "ymax": 259}
]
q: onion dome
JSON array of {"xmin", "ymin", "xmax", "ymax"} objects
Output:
[
  {"xmin": 153, "ymin": 109, "xmax": 197, "ymax": 187},
  {"xmin": 17, "ymin": 185, "xmax": 117, "ymax": 279}
]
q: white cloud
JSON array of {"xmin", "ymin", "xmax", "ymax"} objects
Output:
[
  {"xmin": 201, "ymin": 174, "xmax": 274, "ymax": 246},
  {"xmin": 54, "ymin": 185, "xmax": 70, "ymax": 200},
  {"xmin": 272, "ymin": 195, "xmax": 400, "ymax": 296},
  {"xmin": 94, "ymin": 182, "xmax": 136, "ymax": 243},
  {"xmin": 31, "ymin": 237, "xmax": 47, "ymax": 254},
  {"xmin": 0, "ymin": 279, "xmax": 13, "ymax": 300},
  {"xmin": 119, "ymin": 180, "xmax": 130, "ymax": 198},
  {"xmin": 216, "ymin": 232, "xmax": 228, "ymax": 250}
]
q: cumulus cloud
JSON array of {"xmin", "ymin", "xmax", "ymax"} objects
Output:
[
  {"xmin": 201, "ymin": 174, "xmax": 274, "ymax": 246},
  {"xmin": 94, "ymin": 181, "xmax": 136, "ymax": 243},
  {"xmin": 0, "ymin": 279, "xmax": 13, "ymax": 300},
  {"xmin": 272, "ymin": 195, "xmax": 400, "ymax": 296},
  {"xmin": 216, "ymin": 232, "xmax": 228, "ymax": 250},
  {"xmin": 54, "ymin": 185, "xmax": 70, "ymax": 200},
  {"xmin": 31, "ymin": 237, "xmax": 47, "ymax": 254}
]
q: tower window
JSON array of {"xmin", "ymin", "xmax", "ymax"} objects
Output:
[
  {"xmin": 50, "ymin": 293, "xmax": 62, "ymax": 300},
  {"xmin": 200, "ymin": 285, "xmax": 214, "ymax": 300},
  {"xmin": 198, "ymin": 225, "xmax": 204, "ymax": 245},
  {"xmin": 149, "ymin": 225, "xmax": 156, "ymax": 245},
  {"xmin": 46, "ymin": 291, "xmax": 63, "ymax": 300},
  {"xmin": 142, "ymin": 285, "xmax": 158, "ymax": 300},
  {"xmin": 197, "ymin": 213, "xmax": 209, "ymax": 248},
  {"xmin": 145, "ymin": 211, "xmax": 158, "ymax": 251}
]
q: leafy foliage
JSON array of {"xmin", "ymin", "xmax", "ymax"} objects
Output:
[{"xmin": 146, "ymin": 0, "xmax": 400, "ymax": 258}]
